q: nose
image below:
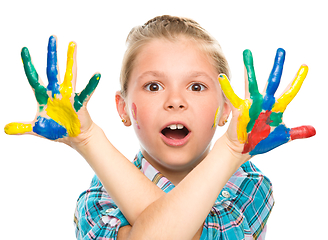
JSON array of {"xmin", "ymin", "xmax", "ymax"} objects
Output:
[{"xmin": 164, "ymin": 90, "xmax": 188, "ymax": 111}]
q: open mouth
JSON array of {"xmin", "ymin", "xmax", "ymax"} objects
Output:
[{"xmin": 161, "ymin": 124, "xmax": 190, "ymax": 140}]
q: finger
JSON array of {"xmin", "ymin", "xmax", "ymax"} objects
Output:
[
  {"xmin": 290, "ymin": 125, "xmax": 316, "ymax": 140},
  {"xmin": 243, "ymin": 49, "xmax": 260, "ymax": 99},
  {"xmin": 262, "ymin": 48, "xmax": 286, "ymax": 111},
  {"xmin": 242, "ymin": 111, "xmax": 271, "ymax": 154},
  {"xmin": 21, "ymin": 47, "xmax": 49, "ymax": 108},
  {"xmin": 74, "ymin": 73, "xmax": 101, "ymax": 112},
  {"xmin": 218, "ymin": 74, "xmax": 243, "ymax": 109},
  {"xmin": 60, "ymin": 41, "xmax": 77, "ymax": 97},
  {"xmin": 219, "ymin": 74, "xmax": 251, "ymax": 143},
  {"xmin": 4, "ymin": 122, "xmax": 33, "ymax": 135},
  {"xmin": 46, "ymin": 35, "xmax": 60, "ymax": 97},
  {"xmin": 248, "ymin": 124, "xmax": 290, "ymax": 156},
  {"xmin": 243, "ymin": 49, "xmax": 263, "ymax": 133},
  {"xmin": 272, "ymin": 65, "xmax": 308, "ymax": 113}
]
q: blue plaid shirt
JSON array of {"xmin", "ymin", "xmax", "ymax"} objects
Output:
[{"xmin": 74, "ymin": 151, "xmax": 274, "ymax": 239}]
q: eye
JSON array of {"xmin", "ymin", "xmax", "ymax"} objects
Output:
[
  {"xmin": 188, "ymin": 83, "xmax": 206, "ymax": 92},
  {"xmin": 144, "ymin": 82, "xmax": 164, "ymax": 92}
]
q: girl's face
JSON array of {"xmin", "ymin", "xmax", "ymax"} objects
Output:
[{"xmin": 120, "ymin": 37, "xmax": 229, "ymax": 174}]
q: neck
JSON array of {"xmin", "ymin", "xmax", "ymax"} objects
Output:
[{"xmin": 141, "ymin": 149, "xmax": 209, "ymax": 186}]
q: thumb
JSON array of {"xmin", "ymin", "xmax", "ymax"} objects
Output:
[{"xmin": 4, "ymin": 122, "xmax": 33, "ymax": 135}]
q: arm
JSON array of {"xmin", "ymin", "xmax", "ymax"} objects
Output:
[
  {"xmin": 125, "ymin": 136, "xmax": 246, "ymax": 240},
  {"xmin": 77, "ymin": 124, "xmax": 207, "ymax": 240},
  {"xmin": 4, "ymin": 35, "xmax": 165, "ymax": 226},
  {"xmin": 117, "ymin": 226, "xmax": 132, "ymax": 240},
  {"xmin": 75, "ymin": 123, "xmax": 165, "ymax": 225}
]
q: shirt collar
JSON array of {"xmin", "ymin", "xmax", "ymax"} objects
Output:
[
  {"xmin": 133, "ymin": 151, "xmax": 175, "ymax": 193},
  {"xmin": 132, "ymin": 151, "xmax": 251, "ymax": 205}
]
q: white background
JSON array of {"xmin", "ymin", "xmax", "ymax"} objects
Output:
[{"xmin": 0, "ymin": 0, "xmax": 327, "ymax": 239}]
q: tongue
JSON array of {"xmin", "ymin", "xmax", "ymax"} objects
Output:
[{"xmin": 163, "ymin": 129, "xmax": 186, "ymax": 140}]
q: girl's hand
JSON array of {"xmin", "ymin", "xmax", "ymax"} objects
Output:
[
  {"xmin": 4, "ymin": 36, "xmax": 100, "ymax": 148},
  {"xmin": 219, "ymin": 48, "xmax": 315, "ymax": 158}
]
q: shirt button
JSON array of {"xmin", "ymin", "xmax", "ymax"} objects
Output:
[{"xmin": 222, "ymin": 190, "xmax": 230, "ymax": 198}]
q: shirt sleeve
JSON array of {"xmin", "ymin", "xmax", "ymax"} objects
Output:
[
  {"xmin": 74, "ymin": 175, "xmax": 129, "ymax": 240},
  {"xmin": 200, "ymin": 161, "xmax": 274, "ymax": 240}
]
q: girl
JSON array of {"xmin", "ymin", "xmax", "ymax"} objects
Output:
[{"xmin": 5, "ymin": 15, "xmax": 315, "ymax": 239}]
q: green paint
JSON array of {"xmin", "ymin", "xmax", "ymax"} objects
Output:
[
  {"xmin": 269, "ymin": 112, "xmax": 283, "ymax": 127},
  {"xmin": 243, "ymin": 50, "xmax": 263, "ymax": 133},
  {"xmin": 21, "ymin": 47, "xmax": 49, "ymax": 109},
  {"xmin": 74, "ymin": 73, "xmax": 101, "ymax": 112}
]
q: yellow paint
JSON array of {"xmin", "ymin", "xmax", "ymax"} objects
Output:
[
  {"xmin": 46, "ymin": 96, "xmax": 81, "ymax": 137},
  {"xmin": 272, "ymin": 65, "xmax": 308, "ymax": 113},
  {"xmin": 218, "ymin": 74, "xmax": 251, "ymax": 143},
  {"xmin": 237, "ymin": 100, "xmax": 251, "ymax": 143},
  {"xmin": 218, "ymin": 75, "xmax": 243, "ymax": 108},
  {"xmin": 4, "ymin": 122, "xmax": 32, "ymax": 135},
  {"xmin": 212, "ymin": 106, "xmax": 221, "ymax": 128},
  {"xmin": 45, "ymin": 41, "xmax": 81, "ymax": 137},
  {"xmin": 60, "ymin": 42, "xmax": 75, "ymax": 97}
]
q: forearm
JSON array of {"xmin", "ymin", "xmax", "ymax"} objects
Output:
[
  {"xmin": 75, "ymin": 123, "xmax": 165, "ymax": 225},
  {"xmin": 128, "ymin": 135, "xmax": 248, "ymax": 240}
]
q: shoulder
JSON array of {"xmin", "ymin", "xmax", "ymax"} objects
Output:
[
  {"xmin": 214, "ymin": 160, "xmax": 274, "ymax": 209},
  {"xmin": 231, "ymin": 160, "xmax": 273, "ymax": 197},
  {"xmin": 229, "ymin": 161, "xmax": 274, "ymax": 217},
  {"xmin": 74, "ymin": 175, "xmax": 129, "ymax": 239},
  {"xmin": 205, "ymin": 161, "xmax": 274, "ymax": 239}
]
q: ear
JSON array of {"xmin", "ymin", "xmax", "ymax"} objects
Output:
[
  {"xmin": 218, "ymin": 100, "xmax": 231, "ymax": 126},
  {"xmin": 115, "ymin": 91, "xmax": 131, "ymax": 126}
]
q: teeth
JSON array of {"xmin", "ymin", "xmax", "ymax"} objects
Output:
[
  {"xmin": 167, "ymin": 124, "xmax": 177, "ymax": 130},
  {"xmin": 167, "ymin": 124, "xmax": 184, "ymax": 130}
]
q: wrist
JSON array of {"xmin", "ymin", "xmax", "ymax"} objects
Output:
[
  {"xmin": 214, "ymin": 133, "xmax": 251, "ymax": 165},
  {"xmin": 70, "ymin": 122, "xmax": 103, "ymax": 154}
]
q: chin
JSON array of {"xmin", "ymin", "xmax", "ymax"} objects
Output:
[
  {"xmin": 141, "ymin": 138, "xmax": 212, "ymax": 172},
  {"xmin": 157, "ymin": 149, "xmax": 206, "ymax": 171}
]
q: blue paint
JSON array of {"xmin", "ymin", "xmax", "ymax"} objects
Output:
[
  {"xmin": 262, "ymin": 48, "xmax": 285, "ymax": 111},
  {"xmin": 33, "ymin": 117, "xmax": 67, "ymax": 140},
  {"xmin": 46, "ymin": 36, "xmax": 60, "ymax": 97},
  {"xmin": 249, "ymin": 124, "xmax": 290, "ymax": 156}
]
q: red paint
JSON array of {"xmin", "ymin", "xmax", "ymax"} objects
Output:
[
  {"xmin": 243, "ymin": 111, "xmax": 272, "ymax": 154},
  {"xmin": 131, "ymin": 103, "xmax": 140, "ymax": 129},
  {"xmin": 290, "ymin": 125, "xmax": 316, "ymax": 140}
]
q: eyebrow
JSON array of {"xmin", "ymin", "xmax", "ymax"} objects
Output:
[
  {"xmin": 137, "ymin": 71, "xmax": 166, "ymax": 82},
  {"xmin": 187, "ymin": 71, "xmax": 213, "ymax": 81},
  {"xmin": 137, "ymin": 71, "xmax": 214, "ymax": 82}
]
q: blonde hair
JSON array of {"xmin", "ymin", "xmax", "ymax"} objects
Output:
[{"xmin": 119, "ymin": 15, "xmax": 230, "ymax": 98}]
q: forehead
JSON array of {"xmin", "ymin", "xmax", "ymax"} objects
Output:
[{"xmin": 131, "ymin": 37, "xmax": 218, "ymax": 82}]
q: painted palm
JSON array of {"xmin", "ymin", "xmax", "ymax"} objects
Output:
[
  {"xmin": 219, "ymin": 49, "xmax": 315, "ymax": 156},
  {"xmin": 5, "ymin": 36, "xmax": 100, "ymax": 140}
]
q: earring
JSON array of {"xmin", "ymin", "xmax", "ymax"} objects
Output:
[
  {"xmin": 122, "ymin": 118, "xmax": 127, "ymax": 123},
  {"xmin": 223, "ymin": 119, "xmax": 228, "ymax": 125}
]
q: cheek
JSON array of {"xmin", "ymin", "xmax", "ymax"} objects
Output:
[
  {"xmin": 130, "ymin": 101, "xmax": 157, "ymax": 131},
  {"xmin": 195, "ymin": 97, "xmax": 222, "ymax": 128},
  {"xmin": 130, "ymin": 102, "xmax": 157, "ymax": 150}
]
